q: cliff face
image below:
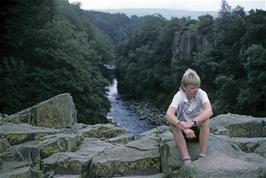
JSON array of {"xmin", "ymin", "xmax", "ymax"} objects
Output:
[
  {"xmin": 171, "ymin": 27, "xmax": 216, "ymax": 65},
  {"xmin": 0, "ymin": 94, "xmax": 266, "ymax": 178}
]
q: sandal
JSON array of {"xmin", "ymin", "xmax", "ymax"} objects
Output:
[
  {"xmin": 182, "ymin": 156, "xmax": 192, "ymax": 164},
  {"xmin": 199, "ymin": 153, "xmax": 206, "ymax": 159}
]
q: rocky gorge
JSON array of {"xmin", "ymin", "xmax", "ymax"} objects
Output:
[
  {"xmin": 0, "ymin": 93, "xmax": 266, "ymax": 178},
  {"xmin": 126, "ymin": 100, "xmax": 166, "ymax": 126}
]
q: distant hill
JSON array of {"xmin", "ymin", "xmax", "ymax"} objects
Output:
[{"xmin": 93, "ymin": 8, "xmax": 218, "ymax": 19}]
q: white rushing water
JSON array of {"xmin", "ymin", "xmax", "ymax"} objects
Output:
[{"xmin": 106, "ymin": 79, "xmax": 154, "ymax": 134}]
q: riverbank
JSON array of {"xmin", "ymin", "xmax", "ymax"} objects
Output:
[{"xmin": 125, "ymin": 100, "xmax": 167, "ymax": 126}]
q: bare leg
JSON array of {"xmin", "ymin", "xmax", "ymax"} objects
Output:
[
  {"xmin": 171, "ymin": 126, "xmax": 190, "ymax": 158},
  {"xmin": 198, "ymin": 119, "xmax": 210, "ymax": 155}
]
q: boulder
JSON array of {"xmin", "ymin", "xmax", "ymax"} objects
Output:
[
  {"xmin": 39, "ymin": 133, "xmax": 81, "ymax": 158},
  {"xmin": 1, "ymin": 95, "xmax": 266, "ymax": 178},
  {"xmin": 0, "ymin": 161, "xmax": 43, "ymax": 178},
  {"xmin": 211, "ymin": 113, "xmax": 266, "ymax": 137},
  {"xmin": 2, "ymin": 93, "xmax": 76, "ymax": 129},
  {"xmin": 160, "ymin": 114, "xmax": 266, "ymax": 178},
  {"xmin": 11, "ymin": 141, "xmax": 40, "ymax": 163},
  {"xmin": 42, "ymin": 138, "xmax": 116, "ymax": 177},
  {"xmin": 0, "ymin": 161, "xmax": 31, "ymax": 178},
  {"xmin": 229, "ymin": 137, "xmax": 266, "ymax": 153},
  {"xmin": 160, "ymin": 140, "xmax": 200, "ymax": 174},
  {"xmin": 170, "ymin": 134, "xmax": 266, "ymax": 178},
  {"xmin": 88, "ymin": 134, "xmax": 161, "ymax": 177},
  {"xmin": 88, "ymin": 146, "xmax": 160, "ymax": 177}
]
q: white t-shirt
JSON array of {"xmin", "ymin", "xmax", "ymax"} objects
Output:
[{"xmin": 170, "ymin": 89, "xmax": 210, "ymax": 121}]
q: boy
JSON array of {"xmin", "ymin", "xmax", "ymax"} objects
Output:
[{"xmin": 165, "ymin": 68, "xmax": 213, "ymax": 163}]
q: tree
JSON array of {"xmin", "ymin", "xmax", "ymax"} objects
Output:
[
  {"xmin": 214, "ymin": 75, "xmax": 239, "ymax": 114},
  {"xmin": 0, "ymin": 0, "xmax": 56, "ymax": 112},
  {"xmin": 241, "ymin": 10, "xmax": 266, "ymax": 50},
  {"xmin": 198, "ymin": 15, "xmax": 214, "ymax": 35},
  {"xmin": 218, "ymin": 0, "xmax": 232, "ymax": 18},
  {"xmin": 0, "ymin": 0, "xmax": 113, "ymax": 124},
  {"xmin": 237, "ymin": 45, "xmax": 266, "ymax": 115}
]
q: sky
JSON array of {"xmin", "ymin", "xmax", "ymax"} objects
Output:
[{"xmin": 68, "ymin": 0, "xmax": 265, "ymax": 11}]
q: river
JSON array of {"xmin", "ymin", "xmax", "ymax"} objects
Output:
[{"xmin": 106, "ymin": 79, "xmax": 155, "ymax": 134}]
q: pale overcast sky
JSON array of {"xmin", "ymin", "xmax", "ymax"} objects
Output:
[{"xmin": 68, "ymin": 0, "xmax": 265, "ymax": 11}]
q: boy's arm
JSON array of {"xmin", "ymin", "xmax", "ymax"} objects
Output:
[
  {"xmin": 193, "ymin": 101, "xmax": 213, "ymax": 124},
  {"xmin": 165, "ymin": 106, "xmax": 180, "ymax": 127}
]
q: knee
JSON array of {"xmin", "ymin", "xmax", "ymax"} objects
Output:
[
  {"xmin": 170, "ymin": 125, "xmax": 182, "ymax": 135},
  {"xmin": 199, "ymin": 119, "xmax": 211, "ymax": 131}
]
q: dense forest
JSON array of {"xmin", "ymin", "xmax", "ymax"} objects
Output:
[
  {"xmin": 1, "ymin": 0, "xmax": 265, "ymax": 125},
  {"xmin": 0, "ymin": 0, "xmax": 113, "ymax": 124},
  {"xmin": 88, "ymin": 0, "xmax": 266, "ymax": 116}
]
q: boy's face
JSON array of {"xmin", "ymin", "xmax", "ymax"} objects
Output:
[{"xmin": 184, "ymin": 84, "xmax": 199, "ymax": 99}]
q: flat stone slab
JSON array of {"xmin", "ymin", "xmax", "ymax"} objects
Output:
[
  {"xmin": 169, "ymin": 134, "xmax": 266, "ymax": 178},
  {"xmin": 175, "ymin": 153, "xmax": 266, "ymax": 178},
  {"xmin": 54, "ymin": 174, "xmax": 80, "ymax": 178},
  {"xmin": 211, "ymin": 114, "xmax": 266, "ymax": 137},
  {"xmin": 0, "ymin": 161, "xmax": 31, "ymax": 178},
  {"xmin": 89, "ymin": 143, "xmax": 160, "ymax": 177},
  {"xmin": 42, "ymin": 138, "xmax": 116, "ymax": 175},
  {"xmin": 113, "ymin": 173, "xmax": 165, "ymax": 178},
  {"xmin": 0, "ymin": 123, "xmax": 59, "ymax": 134},
  {"xmin": 0, "ymin": 123, "xmax": 59, "ymax": 145}
]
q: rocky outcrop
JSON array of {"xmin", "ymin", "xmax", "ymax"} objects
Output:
[
  {"xmin": 1, "ymin": 94, "xmax": 266, "ymax": 178},
  {"xmin": 169, "ymin": 114, "xmax": 266, "ymax": 178},
  {"xmin": 172, "ymin": 27, "xmax": 215, "ymax": 62},
  {"xmin": 1, "ymin": 93, "xmax": 76, "ymax": 128}
]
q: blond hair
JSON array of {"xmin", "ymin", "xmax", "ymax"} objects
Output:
[{"xmin": 180, "ymin": 68, "xmax": 201, "ymax": 89}]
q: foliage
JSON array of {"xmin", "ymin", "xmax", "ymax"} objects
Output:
[
  {"xmin": 86, "ymin": 11, "xmax": 135, "ymax": 48},
  {"xmin": 237, "ymin": 45, "xmax": 266, "ymax": 115},
  {"xmin": 110, "ymin": 1, "xmax": 266, "ymax": 116},
  {"xmin": 0, "ymin": 0, "xmax": 112, "ymax": 124},
  {"xmin": 116, "ymin": 15, "xmax": 171, "ymax": 106},
  {"xmin": 1, "ymin": 0, "xmax": 266, "ymax": 121},
  {"xmin": 214, "ymin": 75, "xmax": 239, "ymax": 113}
]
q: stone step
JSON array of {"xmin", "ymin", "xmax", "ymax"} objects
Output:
[
  {"xmin": 0, "ymin": 151, "xmax": 17, "ymax": 162},
  {"xmin": 54, "ymin": 174, "xmax": 80, "ymax": 178},
  {"xmin": 112, "ymin": 173, "xmax": 165, "ymax": 178},
  {"xmin": 88, "ymin": 136, "xmax": 161, "ymax": 177},
  {"xmin": 0, "ymin": 161, "xmax": 43, "ymax": 178},
  {"xmin": 0, "ymin": 123, "xmax": 59, "ymax": 146},
  {"xmin": 42, "ymin": 138, "xmax": 116, "ymax": 176},
  {"xmin": 39, "ymin": 132, "xmax": 81, "ymax": 159},
  {"xmin": 0, "ymin": 140, "xmax": 40, "ymax": 164},
  {"xmin": 42, "ymin": 136, "xmax": 162, "ymax": 178}
]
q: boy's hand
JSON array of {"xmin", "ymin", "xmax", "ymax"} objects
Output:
[
  {"xmin": 183, "ymin": 129, "xmax": 196, "ymax": 139},
  {"xmin": 179, "ymin": 120, "xmax": 194, "ymax": 130}
]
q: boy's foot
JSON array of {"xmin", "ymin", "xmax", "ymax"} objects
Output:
[
  {"xmin": 182, "ymin": 156, "xmax": 192, "ymax": 164},
  {"xmin": 199, "ymin": 153, "xmax": 206, "ymax": 159}
]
